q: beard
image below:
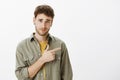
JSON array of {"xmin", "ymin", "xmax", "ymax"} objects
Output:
[{"xmin": 35, "ymin": 28, "xmax": 50, "ymax": 36}]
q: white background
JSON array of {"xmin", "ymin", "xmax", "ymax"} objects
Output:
[{"xmin": 0, "ymin": 0, "xmax": 120, "ymax": 80}]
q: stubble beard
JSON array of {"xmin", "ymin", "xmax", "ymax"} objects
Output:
[{"xmin": 36, "ymin": 28, "xmax": 49, "ymax": 36}]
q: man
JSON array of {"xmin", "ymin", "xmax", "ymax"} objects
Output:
[{"xmin": 15, "ymin": 5, "xmax": 73, "ymax": 80}]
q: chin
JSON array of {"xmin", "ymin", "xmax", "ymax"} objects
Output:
[
  {"xmin": 36, "ymin": 29, "xmax": 49, "ymax": 36},
  {"xmin": 39, "ymin": 32, "xmax": 48, "ymax": 36}
]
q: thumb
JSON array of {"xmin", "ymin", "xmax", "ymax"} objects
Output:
[{"xmin": 45, "ymin": 44, "xmax": 49, "ymax": 52}]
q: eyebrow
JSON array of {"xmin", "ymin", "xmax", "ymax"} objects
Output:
[
  {"xmin": 38, "ymin": 19, "xmax": 52, "ymax": 21},
  {"xmin": 46, "ymin": 19, "xmax": 52, "ymax": 21}
]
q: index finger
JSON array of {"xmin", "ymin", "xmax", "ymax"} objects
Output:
[{"xmin": 50, "ymin": 47, "xmax": 61, "ymax": 52}]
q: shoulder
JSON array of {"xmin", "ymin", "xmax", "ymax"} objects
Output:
[
  {"xmin": 16, "ymin": 37, "xmax": 30, "ymax": 50},
  {"xmin": 50, "ymin": 35, "xmax": 67, "ymax": 48},
  {"xmin": 50, "ymin": 35, "xmax": 65, "ymax": 44}
]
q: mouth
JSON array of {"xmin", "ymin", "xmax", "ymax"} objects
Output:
[{"xmin": 41, "ymin": 29, "xmax": 46, "ymax": 32}]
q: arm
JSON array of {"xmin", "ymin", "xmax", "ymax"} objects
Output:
[
  {"xmin": 15, "ymin": 48, "xmax": 30, "ymax": 80},
  {"xmin": 15, "ymin": 44, "xmax": 60, "ymax": 79},
  {"xmin": 15, "ymin": 48, "xmax": 46, "ymax": 79},
  {"xmin": 28, "ymin": 45, "xmax": 61, "ymax": 78},
  {"xmin": 61, "ymin": 43, "xmax": 73, "ymax": 80},
  {"xmin": 28, "ymin": 56, "xmax": 45, "ymax": 78}
]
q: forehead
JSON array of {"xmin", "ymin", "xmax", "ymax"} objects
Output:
[{"xmin": 35, "ymin": 14, "xmax": 52, "ymax": 20}]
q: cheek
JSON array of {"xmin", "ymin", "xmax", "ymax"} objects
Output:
[
  {"xmin": 35, "ymin": 25, "xmax": 40, "ymax": 30},
  {"xmin": 35, "ymin": 23, "xmax": 42, "ymax": 28},
  {"xmin": 46, "ymin": 26, "xmax": 51, "ymax": 29}
]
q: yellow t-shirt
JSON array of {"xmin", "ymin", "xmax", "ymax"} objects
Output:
[{"xmin": 39, "ymin": 41, "xmax": 48, "ymax": 80}]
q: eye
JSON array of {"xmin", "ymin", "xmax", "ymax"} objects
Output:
[
  {"xmin": 45, "ymin": 19, "xmax": 52, "ymax": 24},
  {"xmin": 39, "ymin": 19, "xmax": 43, "ymax": 22},
  {"xmin": 46, "ymin": 20, "xmax": 50, "ymax": 23}
]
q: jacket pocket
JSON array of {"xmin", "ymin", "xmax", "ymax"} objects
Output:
[{"xmin": 27, "ymin": 53, "xmax": 40, "ymax": 66}]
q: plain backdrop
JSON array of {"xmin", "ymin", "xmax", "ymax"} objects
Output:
[{"xmin": 0, "ymin": 0, "xmax": 120, "ymax": 80}]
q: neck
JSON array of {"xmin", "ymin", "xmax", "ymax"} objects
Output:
[{"xmin": 35, "ymin": 32, "xmax": 48, "ymax": 42}]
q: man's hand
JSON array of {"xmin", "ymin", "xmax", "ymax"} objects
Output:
[
  {"xmin": 28, "ymin": 44, "xmax": 61, "ymax": 78},
  {"xmin": 41, "ymin": 44, "xmax": 61, "ymax": 63}
]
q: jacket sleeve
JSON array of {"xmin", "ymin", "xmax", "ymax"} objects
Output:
[
  {"xmin": 61, "ymin": 42, "xmax": 73, "ymax": 80},
  {"xmin": 15, "ymin": 45, "xmax": 31, "ymax": 80}
]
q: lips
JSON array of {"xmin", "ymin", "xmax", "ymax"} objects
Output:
[{"xmin": 41, "ymin": 29, "xmax": 46, "ymax": 32}]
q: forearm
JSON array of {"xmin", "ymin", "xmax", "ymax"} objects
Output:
[
  {"xmin": 28, "ymin": 57, "xmax": 46, "ymax": 78},
  {"xmin": 28, "ymin": 46, "xmax": 59, "ymax": 78}
]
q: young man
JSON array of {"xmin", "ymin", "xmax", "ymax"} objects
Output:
[{"xmin": 15, "ymin": 5, "xmax": 73, "ymax": 80}]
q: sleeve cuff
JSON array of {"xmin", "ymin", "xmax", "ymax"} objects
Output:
[{"xmin": 22, "ymin": 67, "xmax": 29, "ymax": 78}]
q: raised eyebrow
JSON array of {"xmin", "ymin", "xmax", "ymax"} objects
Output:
[
  {"xmin": 46, "ymin": 19, "xmax": 51, "ymax": 21},
  {"xmin": 38, "ymin": 19, "xmax": 52, "ymax": 22}
]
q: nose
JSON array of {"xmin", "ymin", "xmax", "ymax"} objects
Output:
[{"xmin": 41, "ymin": 22, "xmax": 46, "ymax": 28}]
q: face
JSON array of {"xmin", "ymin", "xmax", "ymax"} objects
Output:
[{"xmin": 33, "ymin": 14, "xmax": 53, "ymax": 36}]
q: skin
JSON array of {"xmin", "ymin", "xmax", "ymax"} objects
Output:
[
  {"xmin": 34, "ymin": 14, "xmax": 52, "ymax": 36},
  {"xmin": 28, "ymin": 14, "xmax": 61, "ymax": 78}
]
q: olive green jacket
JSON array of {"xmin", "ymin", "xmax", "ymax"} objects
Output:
[{"xmin": 15, "ymin": 33, "xmax": 73, "ymax": 80}]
